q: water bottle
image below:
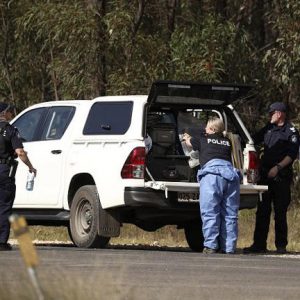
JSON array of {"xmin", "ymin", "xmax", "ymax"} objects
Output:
[{"xmin": 26, "ymin": 171, "xmax": 35, "ymax": 191}]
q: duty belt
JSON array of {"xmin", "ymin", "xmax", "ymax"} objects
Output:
[{"xmin": 0, "ymin": 158, "xmax": 11, "ymax": 164}]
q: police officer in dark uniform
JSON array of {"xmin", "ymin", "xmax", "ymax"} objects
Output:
[
  {"xmin": 244, "ymin": 102, "xmax": 300, "ymax": 254},
  {"xmin": 184, "ymin": 117, "xmax": 241, "ymax": 254},
  {"xmin": 0, "ymin": 102, "xmax": 36, "ymax": 251}
]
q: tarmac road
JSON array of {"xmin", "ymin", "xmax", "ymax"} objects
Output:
[{"xmin": 1, "ymin": 244, "xmax": 300, "ymax": 300}]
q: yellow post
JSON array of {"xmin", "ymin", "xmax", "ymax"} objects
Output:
[
  {"xmin": 9, "ymin": 214, "xmax": 44, "ymax": 300},
  {"xmin": 10, "ymin": 214, "xmax": 39, "ymax": 267}
]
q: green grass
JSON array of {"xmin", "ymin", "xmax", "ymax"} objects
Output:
[{"xmin": 10, "ymin": 206, "xmax": 300, "ymax": 252}]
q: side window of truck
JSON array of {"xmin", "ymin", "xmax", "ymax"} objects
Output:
[
  {"xmin": 40, "ymin": 106, "xmax": 75, "ymax": 140},
  {"xmin": 12, "ymin": 108, "xmax": 46, "ymax": 142},
  {"xmin": 83, "ymin": 101, "xmax": 133, "ymax": 135}
]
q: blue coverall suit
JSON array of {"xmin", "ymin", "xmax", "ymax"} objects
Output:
[
  {"xmin": 252, "ymin": 122, "xmax": 300, "ymax": 250},
  {"xmin": 191, "ymin": 133, "xmax": 241, "ymax": 253},
  {"xmin": 0, "ymin": 121, "xmax": 23, "ymax": 245}
]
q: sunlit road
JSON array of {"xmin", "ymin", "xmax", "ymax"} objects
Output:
[{"xmin": 1, "ymin": 244, "xmax": 300, "ymax": 299}]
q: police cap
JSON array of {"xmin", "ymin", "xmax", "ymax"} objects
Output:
[{"xmin": 268, "ymin": 102, "xmax": 287, "ymax": 113}]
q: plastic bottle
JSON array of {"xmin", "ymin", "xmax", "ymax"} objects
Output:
[
  {"xmin": 180, "ymin": 134, "xmax": 200, "ymax": 168},
  {"xmin": 26, "ymin": 171, "xmax": 35, "ymax": 191}
]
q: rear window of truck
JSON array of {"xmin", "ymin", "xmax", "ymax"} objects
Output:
[{"xmin": 83, "ymin": 101, "xmax": 133, "ymax": 135}]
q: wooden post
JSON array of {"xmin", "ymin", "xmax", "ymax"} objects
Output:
[{"xmin": 9, "ymin": 214, "xmax": 44, "ymax": 300}]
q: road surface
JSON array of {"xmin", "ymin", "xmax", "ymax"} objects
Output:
[{"xmin": 1, "ymin": 244, "xmax": 300, "ymax": 300}]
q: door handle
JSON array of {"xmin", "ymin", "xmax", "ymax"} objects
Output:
[
  {"xmin": 101, "ymin": 124, "xmax": 111, "ymax": 130},
  {"xmin": 51, "ymin": 150, "xmax": 62, "ymax": 154}
]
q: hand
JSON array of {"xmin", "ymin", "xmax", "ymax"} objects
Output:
[
  {"xmin": 29, "ymin": 167, "xmax": 37, "ymax": 177},
  {"xmin": 267, "ymin": 166, "xmax": 278, "ymax": 178},
  {"xmin": 182, "ymin": 133, "xmax": 191, "ymax": 141}
]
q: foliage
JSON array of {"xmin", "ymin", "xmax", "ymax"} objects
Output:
[
  {"xmin": 1, "ymin": 0, "xmax": 299, "ymax": 108},
  {"xmin": 262, "ymin": 0, "xmax": 300, "ymax": 117},
  {"xmin": 292, "ymin": 160, "xmax": 300, "ymax": 206},
  {"xmin": 170, "ymin": 14, "xmax": 253, "ymax": 83},
  {"xmin": 15, "ymin": 1, "xmax": 101, "ymax": 102},
  {"xmin": 1, "ymin": 0, "xmax": 299, "ymax": 202}
]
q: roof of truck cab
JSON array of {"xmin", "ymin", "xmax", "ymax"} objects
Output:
[{"xmin": 25, "ymin": 95, "xmax": 148, "ymax": 109}]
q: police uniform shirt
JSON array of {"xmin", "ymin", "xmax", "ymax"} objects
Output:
[
  {"xmin": 190, "ymin": 133, "xmax": 232, "ymax": 166},
  {"xmin": 254, "ymin": 122, "xmax": 300, "ymax": 168},
  {"xmin": 0, "ymin": 121, "xmax": 23, "ymax": 159}
]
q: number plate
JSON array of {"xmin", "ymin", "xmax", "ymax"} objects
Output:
[{"xmin": 177, "ymin": 192, "xmax": 199, "ymax": 203}]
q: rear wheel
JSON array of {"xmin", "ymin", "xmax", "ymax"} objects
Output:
[
  {"xmin": 184, "ymin": 221, "xmax": 204, "ymax": 252},
  {"xmin": 69, "ymin": 185, "xmax": 110, "ymax": 248}
]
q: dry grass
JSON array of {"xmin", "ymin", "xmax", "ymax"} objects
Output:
[
  {"xmin": 10, "ymin": 206, "xmax": 300, "ymax": 252},
  {"xmin": 238, "ymin": 206, "xmax": 300, "ymax": 252}
]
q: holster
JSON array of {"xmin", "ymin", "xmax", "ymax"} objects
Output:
[{"xmin": 8, "ymin": 160, "xmax": 19, "ymax": 178}]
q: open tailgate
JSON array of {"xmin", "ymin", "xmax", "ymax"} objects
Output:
[
  {"xmin": 147, "ymin": 80, "xmax": 254, "ymax": 107},
  {"xmin": 145, "ymin": 181, "xmax": 267, "ymax": 198}
]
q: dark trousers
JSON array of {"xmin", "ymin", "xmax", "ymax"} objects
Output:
[
  {"xmin": 253, "ymin": 178, "xmax": 291, "ymax": 249},
  {"xmin": 0, "ymin": 174, "xmax": 16, "ymax": 244}
]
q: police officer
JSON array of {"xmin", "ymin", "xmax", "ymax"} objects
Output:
[
  {"xmin": 0, "ymin": 102, "xmax": 36, "ymax": 251},
  {"xmin": 244, "ymin": 102, "xmax": 300, "ymax": 254},
  {"xmin": 184, "ymin": 117, "xmax": 241, "ymax": 254}
]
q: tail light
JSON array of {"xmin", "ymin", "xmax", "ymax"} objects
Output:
[
  {"xmin": 121, "ymin": 147, "xmax": 145, "ymax": 179},
  {"xmin": 247, "ymin": 151, "xmax": 260, "ymax": 183}
]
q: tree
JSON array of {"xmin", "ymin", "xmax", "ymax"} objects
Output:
[{"xmin": 0, "ymin": 0, "xmax": 299, "ymax": 117}]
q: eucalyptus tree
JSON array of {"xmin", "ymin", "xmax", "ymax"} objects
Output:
[
  {"xmin": 0, "ymin": 0, "xmax": 18, "ymax": 105},
  {"xmin": 262, "ymin": 0, "xmax": 300, "ymax": 115},
  {"xmin": 2, "ymin": 0, "xmax": 300, "ymax": 113},
  {"xmin": 15, "ymin": 0, "xmax": 107, "ymax": 101}
]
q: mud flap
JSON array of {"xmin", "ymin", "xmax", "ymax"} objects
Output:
[{"xmin": 98, "ymin": 207, "xmax": 120, "ymax": 237}]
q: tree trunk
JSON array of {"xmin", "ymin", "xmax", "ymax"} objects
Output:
[
  {"xmin": 1, "ymin": 1, "xmax": 15, "ymax": 103},
  {"xmin": 165, "ymin": 0, "xmax": 178, "ymax": 77},
  {"xmin": 166, "ymin": 0, "xmax": 177, "ymax": 40},
  {"xmin": 90, "ymin": 0, "xmax": 107, "ymax": 97},
  {"xmin": 49, "ymin": 48, "xmax": 59, "ymax": 100},
  {"xmin": 215, "ymin": 0, "xmax": 227, "ymax": 19}
]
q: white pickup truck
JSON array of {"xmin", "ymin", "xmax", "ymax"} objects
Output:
[{"xmin": 11, "ymin": 80, "xmax": 267, "ymax": 251}]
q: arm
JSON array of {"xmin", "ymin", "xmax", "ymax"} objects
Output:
[
  {"xmin": 268, "ymin": 128, "xmax": 299, "ymax": 178},
  {"xmin": 182, "ymin": 132, "xmax": 202, "ymax": 152},
  {"xmin": 267, "ymin": 155, "xmax": 293, "ymax": 178},
  {"xmin": 15, "ymin": 148, "xmax": 37, "ymax": 176}
]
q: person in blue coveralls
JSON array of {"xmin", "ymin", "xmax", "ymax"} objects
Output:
[{"xmin": 183, "ymin": 117, "xmax": 241, "ymax": 254}]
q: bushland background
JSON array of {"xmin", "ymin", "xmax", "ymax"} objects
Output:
[{"xmin": 1, "ymin": 0, "xmax": 300, "ymax": 249}]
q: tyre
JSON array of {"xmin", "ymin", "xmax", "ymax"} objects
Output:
[
  {"xmin": 184, "ymin": 222, "xmax": 204, "ymax": 252},
  {"xmin": 69, "ymin": 185, "xmax": 110, "ymax": 248}
]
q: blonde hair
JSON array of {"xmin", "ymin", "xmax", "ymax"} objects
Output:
[{"xmin": 207, "ymin": 117, "xmax": 225, "ymax": 134}]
